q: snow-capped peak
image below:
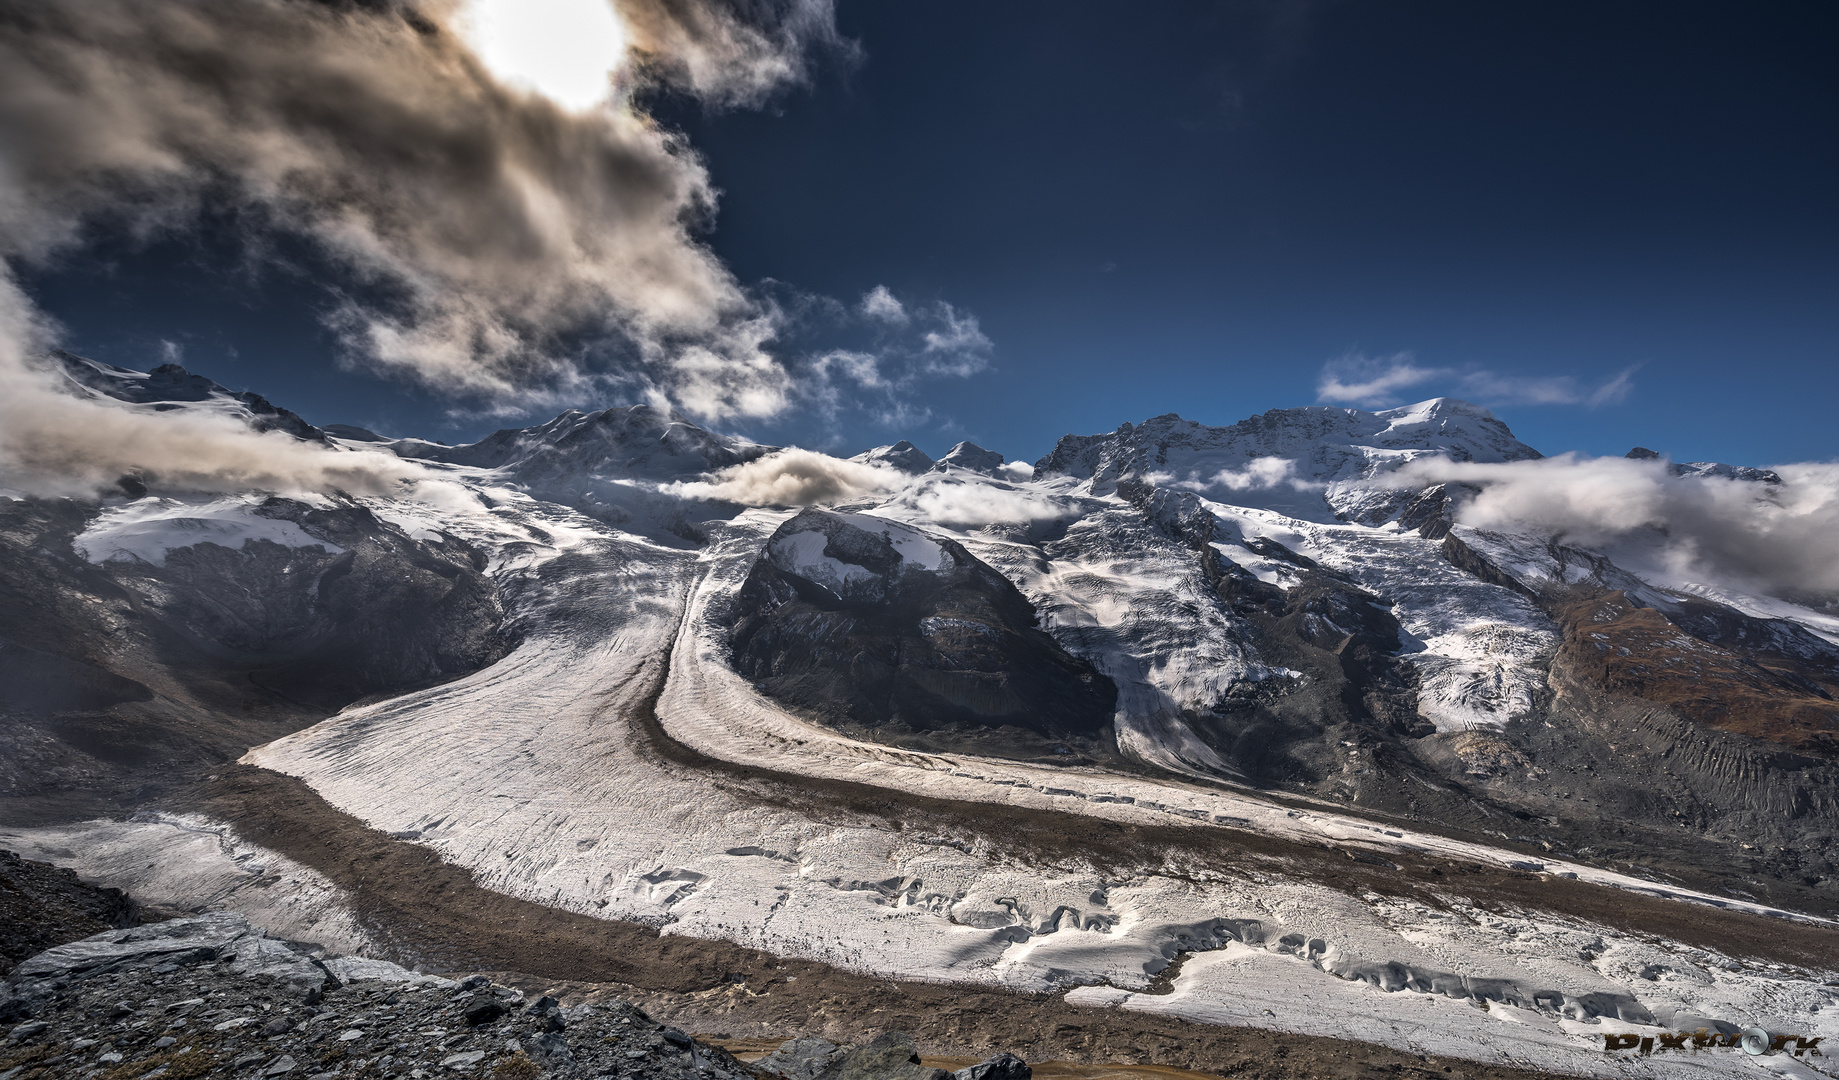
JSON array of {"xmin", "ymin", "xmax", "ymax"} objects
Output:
[
  {"xmin": 1033, "ymin": 397, "xmax": 1541, "ymax": 521},
  {"xmin": 932, "ymin": 441, "xmax": 1006, "ymax": 475},
  {"xmin": 851, "ymin": 440, "xmax": 935, "ymax": 475},
  {"xmin": 52, "ymin": 351, "xmax": 323, "ymax": 443}
]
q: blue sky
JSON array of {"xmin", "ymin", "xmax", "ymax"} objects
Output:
[{"xmin": 19, "ymin": 0, "xmax": 1838, "ymax": 468}]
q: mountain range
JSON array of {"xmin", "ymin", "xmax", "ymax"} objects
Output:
[{"xmin": 3, "ymin": 353, "xmax": 1837, "ymax": 1075}]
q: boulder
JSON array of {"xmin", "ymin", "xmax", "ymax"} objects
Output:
[
  {"xmin": 953, "ymin": 1054, "xmax": 1031, "ymax": 1080},
  {"xmin": 756, "ymin": 1036, "xmax": 843, "ymax": 1080},
  {"xmin": 813, "ymin": 1032, "xmax": 951, "ymax": 1080}
]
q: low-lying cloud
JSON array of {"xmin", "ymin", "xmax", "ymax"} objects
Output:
[
  {"xmin": 0, "ymin": 276, "xmax": 440, "ymax": 500},
  {"xmin": 1160, "ymin": 457, "xmax": 1325, "ymax": 494},
  {"xmin": 1318, "ymin": 352, "xmax": 1635, "ymax": 410},
  {"xmin": 1391, "ymin": 453, "xmax": 1839, "ymax": 600},
  {"xmin": 669, "ymin": 448, "xmax": 904, "ymax": 506},
  {"xmin": 886, "ymin": 477, "xmax": 1068, "ymax": 527}
]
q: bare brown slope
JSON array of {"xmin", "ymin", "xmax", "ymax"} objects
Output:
[{"xmin": 1556, "ymin": 592, "xmax": 1839, "ymax": 754}]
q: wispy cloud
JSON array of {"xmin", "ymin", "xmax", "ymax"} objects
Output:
[
  {"xmin": 1315, "ymin": 352, "xmax": 1446, "ymax": 408},
  {"xmin": 859, "ymin": 285, "xmax": 909, "ymax": 325},
  {"xmin": 919, "ymin": 303, "xmax": 994, "ymax": 378},
  {"xmin": 775, "ymin": 289, "xmax": 993, "ymax": 423},
  {"xmin": 1316, "ymin": 352, "xmax": 1637, "ymax": 410}
]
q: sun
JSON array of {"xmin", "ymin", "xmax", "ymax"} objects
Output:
[{"xmin": 458, "ymin": 0, "xmax": 628, "ymax": 111}]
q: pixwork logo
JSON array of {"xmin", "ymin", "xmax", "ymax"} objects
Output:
[{"xmin": 1601, "ymin": 1028, "xmax": 1822, "ymax": 1056}]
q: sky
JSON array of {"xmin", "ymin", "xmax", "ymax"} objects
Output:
[{"xmin": 10, "ymin": 0, "xmax": 1837, "ymax": 469}]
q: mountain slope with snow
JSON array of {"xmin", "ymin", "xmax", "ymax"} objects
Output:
[{"xmin": 3, "ymin": 359, "xmax": 1837, "ymax": 1074}]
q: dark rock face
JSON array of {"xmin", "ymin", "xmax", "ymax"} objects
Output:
[
  {"xmin": 1556, "ymin": 591, "xmax": 1839, "ymax": 755},
  {"xmin": 0, "ymin": 495, "xmax": 515, "ymax": 811},
  {"xmin": 461, "ymin": 993, "xmax": 510, "ymax": 1025},
  {"xmin": 0, "ymin": 850, "xmax": 141, "ymax": 975},
  {"xmin": 0, "ymin": 917, "xmax": 757, "ymax": 1080},
  {"xmin": 109, "ymin": 499, "xmax": 514, "ymax": 709},
  {"xmin": 953, "ymin": 1053, "xmax": 1031, "ymax": 1080},
  {"xmin": 729, "ymin": 510, "xmax": 1117, "ymax": 763}
]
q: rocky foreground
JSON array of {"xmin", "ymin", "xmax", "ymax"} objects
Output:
[{"xmin": 0, "ymin": 911, "xmax": 1030, "ymax": 1080}]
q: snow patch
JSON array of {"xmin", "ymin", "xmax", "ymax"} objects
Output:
[{"xmin": 74, "ymin": 497, "xmax": 343, "ymax": 567}]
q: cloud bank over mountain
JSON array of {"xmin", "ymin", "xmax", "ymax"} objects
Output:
[{"xmin": 1394, "ymin": 453, "xmax": 1839, "ymax": 599}]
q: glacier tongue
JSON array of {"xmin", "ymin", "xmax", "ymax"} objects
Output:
[{"xmin": 234, "ymin": 484, "xmax": 1834, "ymax": 1075}]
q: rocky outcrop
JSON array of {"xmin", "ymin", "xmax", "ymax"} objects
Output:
[
  {"xmin": 0, "ymin": 913, "xmax": 346, "ymax": 1023},
  {"xmin": 0, "ymin": 914, "xmax": 1038, "ymax": 1080},
  {"xmin": 729, "ymin": 510, "xmax": 1118, "ymax": 762},
  {"xmin": 0, "ymin": 850, "xmax": 141, "ymax": 975},
  {"xmin": 809, "ymin": 1032, "xmax": 951, "ymax": 1080},
  {"xmin": 0, "ymin": 917, "xmax": 765, "ymax": 1080},
  {"xmin": 0, "ymin": 493, "xmax": 515, "ymax": 807}
]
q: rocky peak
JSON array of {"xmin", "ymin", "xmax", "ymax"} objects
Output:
[
  {"xmin": 731, "ymin": 509, "xmax": 1119, "ymax": 761},
  {"xmin": 1031, "ymin": 399, "xmax": 1540, "ymax": 521},
  {"xmin": 932, "ymin": 441, "xmax": 1005, "ymax": 475},
  {"xmin": 52, "ymin": 352, "xmax": 323, "ymax": 443},
  {"xmin": 852, "ymin": 440, "xmax": 935, "ymax": 475},
  {"xmin": 398, "ymin": 404, "xmax": 774, "ymax": 483},
  {"xmin": 1624, "ymin": 445, "xmax": 1780, "ymax": 484}
]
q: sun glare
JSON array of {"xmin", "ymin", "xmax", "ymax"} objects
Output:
[{"xmin": 460, "ymin": 0, "xmax": 627, "ymax": 111}]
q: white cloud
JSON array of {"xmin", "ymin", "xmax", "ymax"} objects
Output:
[
  {"xmin": 920, "ymin": 303, "xmax": 994, "ymax": 378},
  {"xmin": 886, "ymin": 476, "xmax": 1067, "ymax": 527},
  {"xmin": 1154, "ymin": 458, "xmax": 1324, "ymax": 494},
  {"xmin": 0, "ymin": 0, "xmax": 849, "ymax": 424},
  {"xmin": 1316, "ymin": 352, "xmax": 1637, "ymax": 411},
  {"xmin": 1210, "ymin": 457, "xmax": 1323, "ymax": 493},
  {"xmin": 1390, "ymin": 453, "xmax": 1839, "ymax": 598},
  {"xmin": 1586, "ymin": 367, "xmax": 1637, "ymax": 407},
  {"xmin": 0, "ymin": 0, "xmax": 995, "ymax": 495},
  {"xmin": 668, "ymin": 448, "xmax": 904, "ymax": 506},
  {"xmin": 859, "ymin": 285, "xmax": 908, "ymax": 325},
  {"xmin": 1316, "ymin": 352, "xmax": 1444, "ymax": 407}
]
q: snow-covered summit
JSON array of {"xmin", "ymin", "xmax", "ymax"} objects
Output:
[
  {"xmin": 1626, "ymin": 446, "xmax": 1783, "ymax": 484},
  {"xmin": 932, "ymin": 441, "xmax": 1005, "ymax": 475},
  {"xmin": 850, "ymin": 440, "xmax": 935, "ymax": 475},
  {"xmin": 394, "ymin": 404, "xmax": 773, "ymax": 483},
  {"xmin": 1033, "ymin": 398, "xmax": 1540, "ymax": 521},
  {"xmin": 52, "ymin": 352, "xmax": 323, "ymax": 443}
]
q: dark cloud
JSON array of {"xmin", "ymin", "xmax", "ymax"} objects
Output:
[{"xmin": 0, "ymin": 0, "xmax": 844, "ymax": 418}]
